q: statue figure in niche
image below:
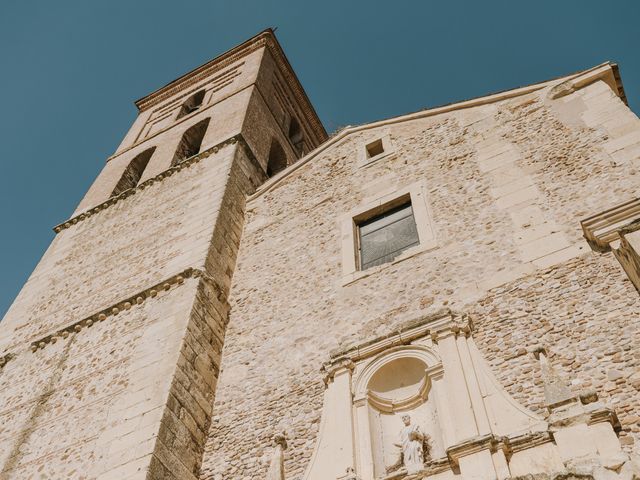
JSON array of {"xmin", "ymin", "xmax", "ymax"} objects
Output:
[{"xmin": 386, "ymin": 415, "xmax": 430, "ymax": 475}]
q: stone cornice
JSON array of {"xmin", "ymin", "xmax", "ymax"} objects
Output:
[
  {"xmin": 502, "ymin": 431, "xmax": 553, "ymax": 458},
  {"xmin": 325, "ymin": 310, "xmax": 452, "ymax": 369},
  {"xmin": 446, "ymin": 433, "xmax": 502, "ymax": 467},
  {"xmin": 581, "ymin": 197, "xmax": 640, "ymax": 252},
  {"xmin": 384, "ymin": 431, "xmax": 554, "ymax": 479},
  {"xmin": 587, "ymin": 406, "xmax": 620, "ymax": 430},
  {"xmin": 54, "ymin": 134, "xmax": 257, "ymax": 234},
  {"xmin": 135, "ymin": 34, "xmax": 267, "ymax": 111},
  {"xmin": 322, "ymin": 310, "xmax": 470, "ymax": 385},
  {"xmin": 382, "ymin": 457, "xmax": 451, "ymax": 480},
  {"xmin": 24, "ymin": 267, "xmax": 224, "ymax": 354},
  {"xmin": 134, "ymin": 29, "xmax": 326, "ymax": 141},
  {"xmin": 446, "ymin": 431, "xmax": 553, "ymax": 468}
]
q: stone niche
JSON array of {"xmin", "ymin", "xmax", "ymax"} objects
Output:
[
  {"xmin": 301, "ymin": 311, "xmax": 634, "ymax": 480},
  {"xmin": 358, "ymin": 347, "xmax": 443, "ymax": 475}
]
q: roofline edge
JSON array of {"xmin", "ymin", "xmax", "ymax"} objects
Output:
[
  {"xmin": 250, "ymin": 61, "xmax": 624, "ymax": 201},
  {"xmin": 133, "ymin": 29, "xmax": 327, "ymax": 140}
]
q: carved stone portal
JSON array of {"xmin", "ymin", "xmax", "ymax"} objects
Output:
[{"xmin": 302, "ymin": 310, "xmax": 631, "ymax": 480}]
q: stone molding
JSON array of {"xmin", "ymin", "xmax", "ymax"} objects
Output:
[
  {"xmin": 381, "ymin": 457, "xmax": 451, "ymax": 480},
  {"xmin": 587, "ymin": 407, "xmax": 621, "ymax": 430},
  {"xmin": 352, "ymin": 345, "xmax": 441, "ymax": 411},
  {"xmin": 321, "ymin": 358, "xmax": 355, "ymax": 386},
  {"xmin": 134, "ymin": 30, "xmax": 326, "ymax": 140},
  {"xmin": 581, "ymin": 197, "xmax": 640, "ymax": 252},
  {"xmin": 446, "ymin": 431, "xmax": 554, "ymax": 468},
  {"xmin": 446, "ymin": 433, "xmax": 502, "ymax": 468},
  {"xmin": 546, "ymin": 399, "xmax": 620, "ymax": 432},
  {"xmin": 16, "ymin": 267, "xmax": 223, "ymax": 355},
  {"xmin": 324, "ymin": 309, "xmax": 464, "ymax": 369},
  {"xmin": 53, "ymin": 134, "xmax": 258, "ymax": 234},
  {"xmin": 321, "ymin": 310, "xmax": 466, "ymax": 385},
  {"xmin": 503, "ymin": 431, "xmax": 554, "ymax": 458},
  {"xmin": 367, "ymin": 374, "xmax": 431, "ymax": 413},
  {"xmin": 376, "ymin": 431, "xmax": 555, "ymax": 477},
  {"xmin": 304, "ymin": 304, "xmax": 629, "ymax": 480},
  {"xmin": 339, "ymin": 180, "xmax": 438, "ymax": 285},
  {"xmin": 321, "ymin": 310, "xmax": 469, "ymax": 386}
]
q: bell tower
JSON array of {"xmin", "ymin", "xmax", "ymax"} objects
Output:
[{"xmin": 0, "ymin": 30, "xmax": 326, "ymax": 479}]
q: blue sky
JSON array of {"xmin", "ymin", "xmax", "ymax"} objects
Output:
[{"xmin": 1, "ymin": 0, "xmax": 639, "ymax": 317}]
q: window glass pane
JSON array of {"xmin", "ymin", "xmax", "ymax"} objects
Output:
[
  {"xmin": 360, "ymin": 204, "xmax": 414, "ymax": 236},
  {"xmin": 359, "ymin": 203, "xmax": 419, "ymax": 270}
]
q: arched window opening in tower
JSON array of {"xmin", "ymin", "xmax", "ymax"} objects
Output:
[
  {"xmin": 176, "ymin": 90, "xmax": 206, "ymax": 120},
  {"xmin": 111, "ymin": 147, "xmax": 156, "ymax": 197},
  {"xmin": 266, "ymin": 138, "xmax": 287, "ymax": 177},
  {"xmin": 288, "ymin": 117, "xmax": 304, "ymax": 155},
  {"xmin": 172, "ymin": 118, "xmax": 211, "ymax": 165}
]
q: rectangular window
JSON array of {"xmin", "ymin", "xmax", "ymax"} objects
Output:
[
  {"xmin": 358, "ymin": 202, "xmax": 419, "ymax": 270},
  {"xmin": 365, "ymin": 138, "xmax": 385, "ymax": 158}
]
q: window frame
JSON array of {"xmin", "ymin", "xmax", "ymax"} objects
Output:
[
  {"xmin": 358, "ymin": 134, "xmax": 396, "ymax": 168},
  {"xmin": 340, "ymin": 181, "xmax": 437, "ymax": 285},
  {"xmin": 356, "ymin": 200, "xmax": 419, "ymax": 271}
]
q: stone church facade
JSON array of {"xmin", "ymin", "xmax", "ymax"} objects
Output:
[{"xmin": 1, "ymin": 29, "xmax": 640, "ymax": 480}]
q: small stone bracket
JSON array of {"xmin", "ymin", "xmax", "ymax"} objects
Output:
[
  {"xmin": 273, "ymin": 432, "xmax": 288, "ymax": 450},
  {"xmin": 0, "ymin": 352, "xmax": 15, "ymax": 369},
  {"xmin": 446, "ymin": 434, "xmax": 503, "ymax": 469}
]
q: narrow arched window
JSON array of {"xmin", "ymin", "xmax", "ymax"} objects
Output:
[
  {"xmin": 176, "ymin": 90, "xmax": 205, "ymax": 120},
  {"xmin": 266, "ymin": 139, "xmax": 287, "ymax": 177},
  {"xmin": 111, "ymin": 147, "xmax": 155, "ymax": 196},
  {"xmin": 288, "ymin": 117, "xmax": 304, "ymax": 155},
  {"xmin": 172, "ymin": 118, "xmax": 210, "ymax": 166}
]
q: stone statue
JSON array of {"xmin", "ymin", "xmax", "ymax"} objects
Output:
[{"xmin": 386, "ymin": 415, "xmax": 429, "ymax": 475}]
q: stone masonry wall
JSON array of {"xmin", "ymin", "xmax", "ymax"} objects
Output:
[
  {"xmin": 472, "ymin": 253, "xmax": 640, "ymax": 450},
  {"xmin": 0, "ymin": 278, "xmax": 200, "ymax": 479},
  {"xmin": 200, "ymin": 79, "xmax": 640, "ymax": 479},
  {"xmin": 0, "ymin": 140, "xmax": 264, "ymax": 479},
  {"xmin": 148, "ymin": 279, "xmax": 228, "ymax": 480},
  {"xmin": 0, "ymin": 143, "xmax": 237, "ymax": 352}
]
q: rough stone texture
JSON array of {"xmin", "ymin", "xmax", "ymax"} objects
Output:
[
  {"xmin": 473, "ymin": 254, "xmax": 640, "ymax": 446},
  {"xmin": 0, "ymin": 279, "xmax": 199, "ymax": 479},
  {"xmin": 0, "ymin": 144, "xmax": 236, "ymax": 351},
  {"xmin": 200, "ymin": 77, "xmax": 640, "ymax": 479},
  {"xmin": 0, "ymin": 31, "xmax": 325, "ymax": 479}
]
